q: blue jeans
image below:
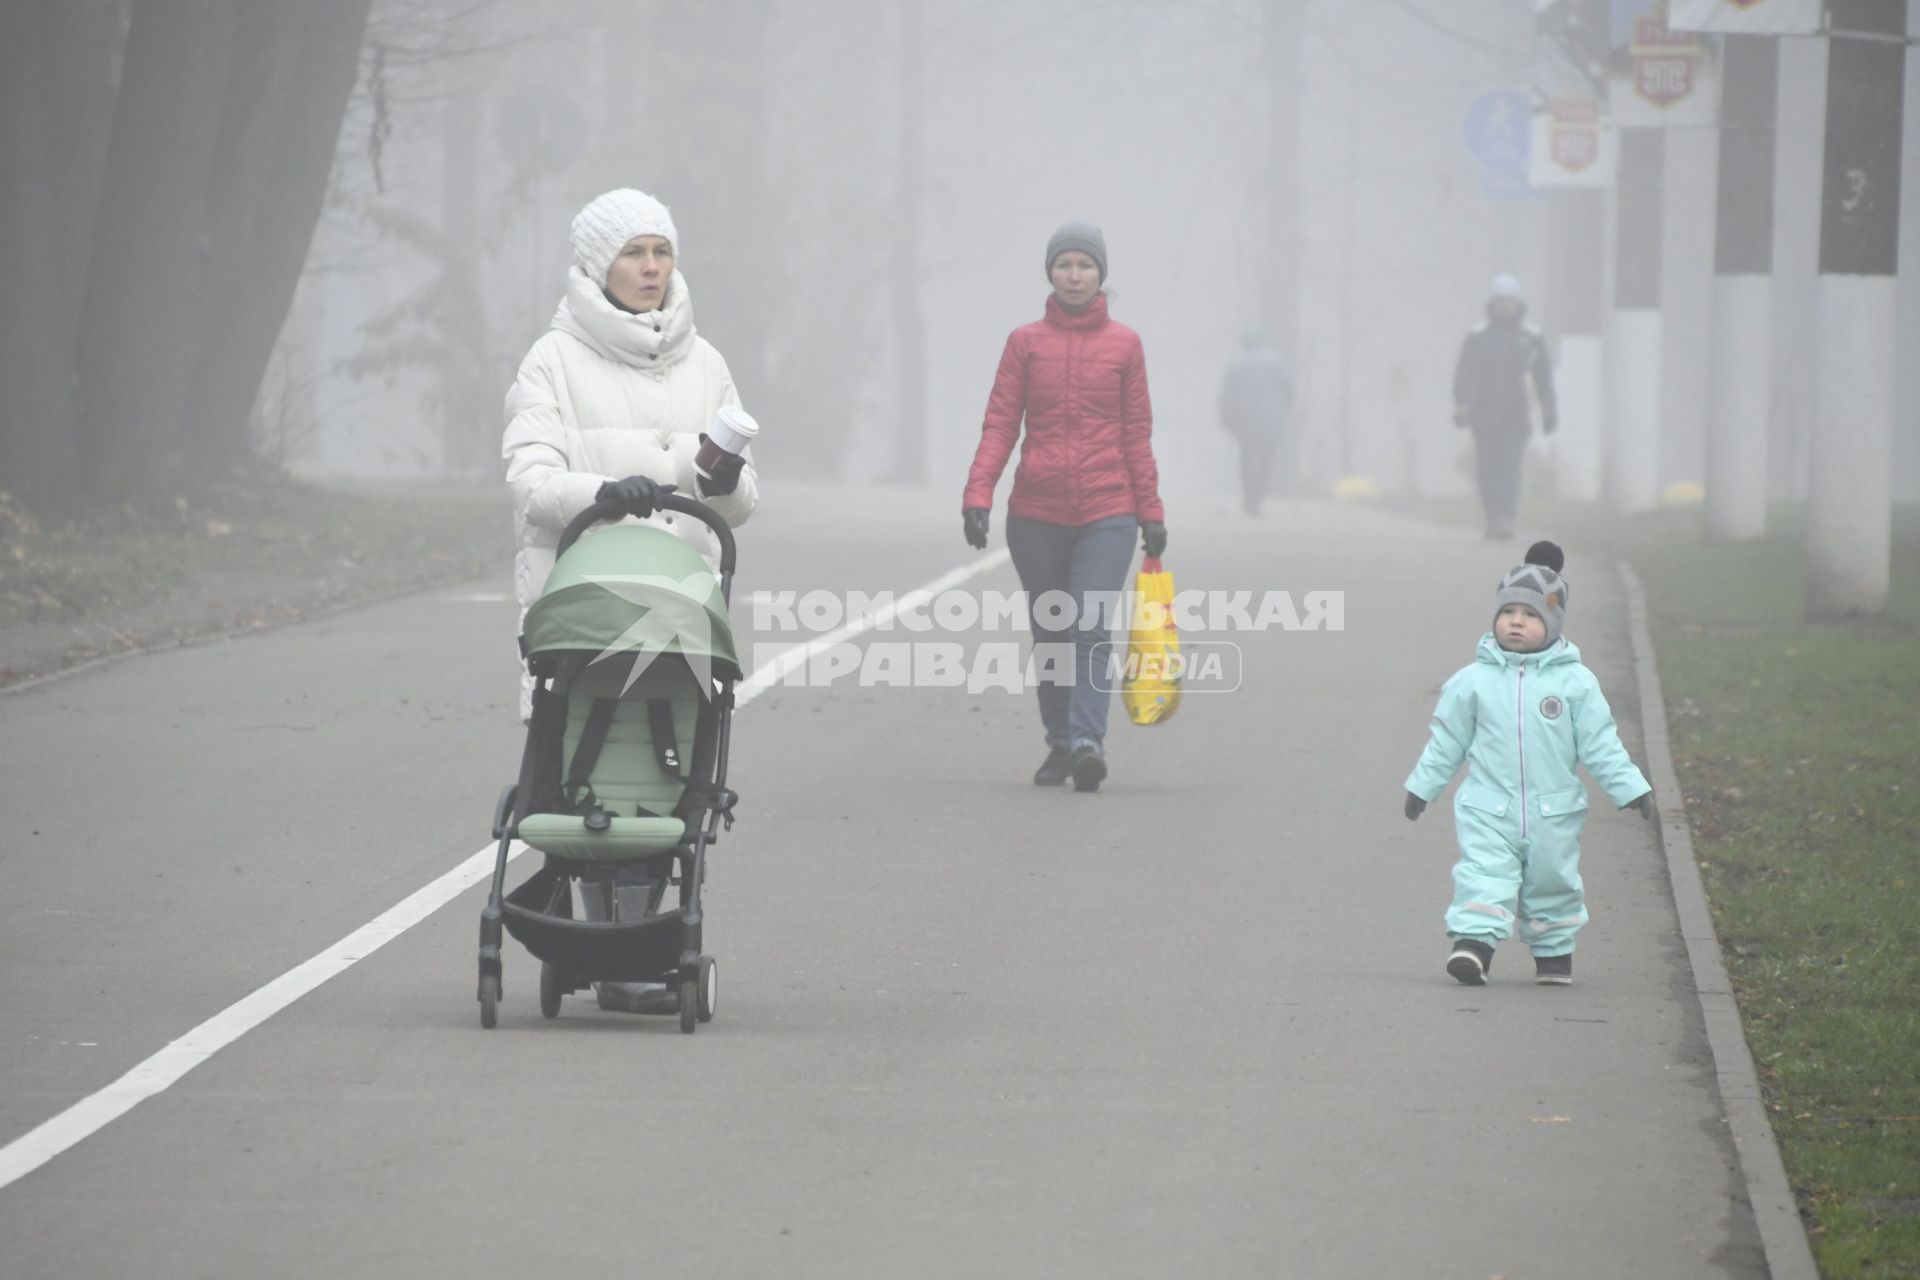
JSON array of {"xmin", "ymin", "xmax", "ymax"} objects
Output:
[{"xmin": 1005, "ymin": 513, "xmax": 1139, "ymax": 751}]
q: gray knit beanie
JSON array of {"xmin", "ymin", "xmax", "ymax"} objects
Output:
[
  {"xmin": 1045, "ymin": 222, "xmax": 1107, "ymax": 283},
  {"xmin": 570, "ymin": 188, "xmax": 679, "ymax": 287},
  {"xmin": 1493, "ymin": 540, "xmax": 1569, "ymax": 648}
]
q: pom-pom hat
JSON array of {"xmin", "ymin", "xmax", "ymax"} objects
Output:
[{"xmin": 1493, "ymin": 540, "xmax": 1569, "ymax": 648}]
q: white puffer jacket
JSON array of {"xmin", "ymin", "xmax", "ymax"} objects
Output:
[{"xmin": 503, "ymin": 266, "xmax": 758, "ymax": 616}]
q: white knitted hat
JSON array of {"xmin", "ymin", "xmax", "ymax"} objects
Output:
[{"xmin": 570, "ymin": 188, "xmax": 679, "ymax": 286}]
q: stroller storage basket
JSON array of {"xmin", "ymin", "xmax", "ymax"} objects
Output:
[{"xmin": 502, "ymin": 862, "xmax": 696, "ymax": 986}]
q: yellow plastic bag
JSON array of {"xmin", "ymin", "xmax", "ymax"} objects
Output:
[{"xmin": 1122, "ymin": 558, "xmax": 1181, "ymax": 725}]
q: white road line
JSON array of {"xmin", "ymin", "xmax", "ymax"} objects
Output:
[
  {"xmin": 0, "ymin": 844, "xmax": 520, "ymax": 1190},
  {"xmin": 736, "ymin": 549, "xmax": 1009, "ymax": 706},
  {"xmin": 0, "ymin": 548, "xmax": 1013, "ymax": 1193}
]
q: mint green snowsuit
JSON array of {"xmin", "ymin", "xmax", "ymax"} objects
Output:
[{"xmin": 1405, "ymin": 634, "xmax": 1651, "ymax": 956}]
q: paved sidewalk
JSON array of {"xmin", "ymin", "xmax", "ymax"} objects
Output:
[{"xmin": 0, "ymin": 494, "xmax": 1767, "ymax": 1278}]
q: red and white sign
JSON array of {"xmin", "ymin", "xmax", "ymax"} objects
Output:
[
  {"xmin": 1530, "ymin": 98, "xmax": 1617, "ymax": 187},
  {"xmin": 1610, "ymin": 14, "xmax": 1719, "ymax": 127},
  {"xmin": 1633, "ymin": 19, "xmax": 1698, "ymax": 107}
]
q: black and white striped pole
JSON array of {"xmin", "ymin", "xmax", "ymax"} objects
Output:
[
  {"xmin": 1806, "ymin": 0, "xmax": 1907, "ymax": 618},
  {"xmin": 1605, "ymin": 128, "xmax": 1664, "ymax": 514},
  {"xmin": 1548, "ymin": 189, "xmax": 1607, "ymax": 502},
  {"xmin": 1705, "ymin": 36, "xmax": 1780, "ymax": 542}
]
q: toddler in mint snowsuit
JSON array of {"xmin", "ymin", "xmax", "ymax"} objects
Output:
[{"xmin": 1403, "ymin": 542, "xmax": 1652, "ymax": 986}]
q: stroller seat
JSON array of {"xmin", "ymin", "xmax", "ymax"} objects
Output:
[
  {"xmin": 516, "ymin": 656, "xmax": 707, "ymax": 861},
  {"xmin": 516, "ymin": 814, "xmax": 685, "ymax": 860}
]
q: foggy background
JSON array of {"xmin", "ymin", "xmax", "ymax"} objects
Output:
[{"xmin": 4, "ymin": 0, "xmax": 1918, "ymax": 514}]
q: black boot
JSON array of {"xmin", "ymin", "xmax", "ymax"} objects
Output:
[
  {"xmin": 1071, "ymin": 744, "xmax": 1107, "ymax": 793},
  {"xmin": 1033, "ymin": 746, "xmax": 1073, "ymax": 787},
  {"xmin": 1533, "ymin": 953, "xmax": 1573, "ymax": 986},
  {"xmin": 1446, "ymin": 937, "xmax": 1495, "ymax": 985}
]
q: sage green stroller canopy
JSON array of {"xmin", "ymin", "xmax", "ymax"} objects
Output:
[{"xmin": 523, "ymin": 524, "xmax": 740, "ymax": 679}]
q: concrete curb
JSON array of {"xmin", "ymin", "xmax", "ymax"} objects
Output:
[{"xmin": 1617, "ymin": 560, "xmax": 1819, "ymax": 1280}]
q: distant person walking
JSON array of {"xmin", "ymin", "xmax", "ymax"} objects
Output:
[
  {"xmin": 1452, "ymin": 274, "xmax": 1556, "ymax": 540},
  {"xmin": 962, "ymin": 222, "xmax": 1167, "ymax": 794},
  {"xmin": 1218, "ymin": 324, "xmax": 1295, "ymax": 514}
]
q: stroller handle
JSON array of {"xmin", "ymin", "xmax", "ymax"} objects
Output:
[{"xmin": 556, "ymin": 491, "xmax": 738, "ymax": 578}]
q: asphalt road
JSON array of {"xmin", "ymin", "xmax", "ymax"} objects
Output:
[{"xmin": 0, "ymin": 489, "xmax": 1763, "ymax": 1278}]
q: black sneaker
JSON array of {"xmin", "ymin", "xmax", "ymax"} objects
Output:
[
  {"xmin": 1534, "ymin": 954, "xmax": 1573, "ymax": 986},
  {"xmin": 1071, "ymin": 744, "xmax": 1107, "ymax": 793},
  {"xmin": 1033, "ymin": 746, "xmax": 1073, "ymax": 787},
  {"xmin": 1447, "ymin": 937, "xmax": 1494, "ymax": 985}
]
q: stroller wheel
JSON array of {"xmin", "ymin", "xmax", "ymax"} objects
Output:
[
  {"xmin": 678, "ymin": 975, "xmax": 698, "ymax": 1034},
  {"xmin": 479, "ymin": 973, "xmax": 500, "ymax": 1030},
  {"xmin": 539, "ymin": 963, "xmax": 564, "ymax": 1019},
  {"xmin": 696, "ymin": 956, "xmax": 718, "ymax": 1023}
]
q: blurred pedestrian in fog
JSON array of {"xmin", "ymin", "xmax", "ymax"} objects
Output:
[
  {"xmin": 1452, "ymin": 273, "xmax": 1555, "ymax": 540},
  {"xmin": 1218, "ymin": 324, "xmax": 1295, "ymax": 514}
]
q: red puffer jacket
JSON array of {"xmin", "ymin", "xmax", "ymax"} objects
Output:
[{"xmin": 963, "ymin": 293, "xmax": 1165, "ymax": 526}]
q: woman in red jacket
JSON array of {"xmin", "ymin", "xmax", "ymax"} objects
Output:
[{"xmin": 962, "ymin": 222, "xmax": 1168, "ymax": 793}]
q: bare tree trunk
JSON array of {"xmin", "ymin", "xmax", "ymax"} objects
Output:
[
  {"xmin": 439, "ymin": 15, "xmax": 489, "ymax": 475},
  {"xmin": 0, "ymin": 2, "xmax": 123, "ymax": 507},
  {"xmin": 178, "ymin": 0, "xmax": 374, "ymax": 481},
  {"xmin": 1262, "ymin": 0, "xmax": 1305, "ymax": 360},
  {"xmin": 72, "ymin": 0, "xmax": 243, "ymax": 500},
  {"xmin": 889, "ymin": 2, "xmax": 929, "ymax": 484}
]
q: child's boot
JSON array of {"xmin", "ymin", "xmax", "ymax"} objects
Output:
[
  {"xmin": 1446, "ymin": 936, "xmax": 1494, "ymax": 985},
  {"xmin": 1533, "ymin": 953, "xmax": 1573, "ymax": 985}
]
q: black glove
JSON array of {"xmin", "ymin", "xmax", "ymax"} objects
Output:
[
  {"xmin": 1628, "ymin": 790, "xmax": 1654, "ymax": 821},
  {"xmin": 963, "ymin": 507, "xmax": 990, "ymax": 550},
  {"xmin": 1404, "ymin": 792, "xmax": 1427, "ymax": 821},
  {"xmin": 696, "ymin": 438, "xmax": 745, "ymax": 498},
  {"xmin": 596, "ymin": 475, "xmax": 676, "ymax": 519},
  {"xmin": 1140, "ymin": 521, "xmax": 1167, "ymax": 559}
]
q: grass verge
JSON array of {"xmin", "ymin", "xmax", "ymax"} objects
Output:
[
  {"xmin": 1386, "ymin": 493, "xmax": 1920, "ymax": 1278},
  {"xmin": 0, "ymin": 475, "xmax": 511, "ymax": 688}
]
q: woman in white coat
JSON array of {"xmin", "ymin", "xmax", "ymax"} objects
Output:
[
  {"xmin": 502, "ymin": 189, "xmax": 759, "ymax": 1012},
  {"xmin": 503, "ymin": 187, "xmax": 759, "ymax": 720}
]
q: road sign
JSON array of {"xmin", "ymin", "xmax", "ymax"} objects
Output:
[
  {"xmin": 1531, "ymin": 97, "xmax": 1619, "ymax": 187},
  {"xmin": 1609, "ymin": 1, "xmax": 1720, "ymax": 126},
  {"xmin": 1461, "ymin": 89, "xmax": 1542, "ymax": 200}
]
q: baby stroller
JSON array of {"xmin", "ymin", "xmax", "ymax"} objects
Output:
[{"xmin": 478, "ymin": 492, "xmax": 741, "ymax": 1032}]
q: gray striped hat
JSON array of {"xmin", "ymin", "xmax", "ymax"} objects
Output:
[{"xmin": 1493, "ymin": 541, "xmax": 1568, "ymax": 647}]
